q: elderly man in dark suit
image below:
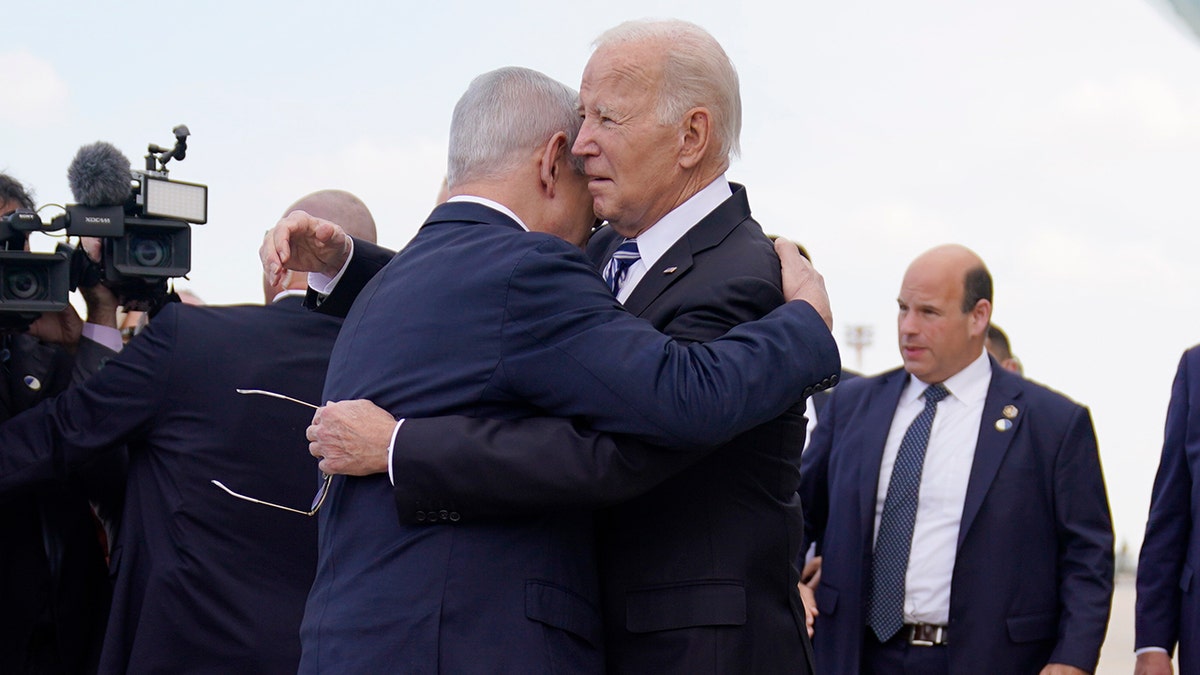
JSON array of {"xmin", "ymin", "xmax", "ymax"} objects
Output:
[
  {"xmin": 300, "ymin": 19, "xmax": 829, "ymax": 674},
  {"xmin": 798, "ymin": 244, "xmax": 1113, "ymax": 675},
  {"xmin": 0, "ymin": 189, "xmax": 377, "ymax": 673},
  {"xmin": 1135, "ymin": 345, "xmax": 1200, "ymax": 675},
  {"xmin": 261, "ymin": 61, "xmax": 838, "ymax": 673}
]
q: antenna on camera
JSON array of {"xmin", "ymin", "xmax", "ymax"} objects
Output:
[{"xmin": 145, "ymin": 124, "xmax": 190, "ymax": 174}]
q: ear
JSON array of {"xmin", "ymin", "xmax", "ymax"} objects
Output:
[
  {"xmin": 539, "ymin": 131, "xmax": 570, "ymax": 198},
  {"xmin": 678, "ymin": 107, "xmax": 713, "ymax": 170},
  {"xmin": 969, "ymin": 299, "xmax": 992, "ymax": 337}
]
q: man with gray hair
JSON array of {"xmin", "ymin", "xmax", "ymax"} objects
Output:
[
  {"xmin": 367, "ymin": 20, "xmax": 824, "ymax": 673},
  {"xmin": 262, "ymin": 64, "xmax": 837, "ymax": 673}
]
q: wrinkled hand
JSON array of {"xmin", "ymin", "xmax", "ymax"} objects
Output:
[
  {"xmin": 260, "ymin": 210, "xmax": 351, "ymax": 287},
  {"xmin": 1134, "ymin": 652, "xmax": 1173, "ymax": 675},
  {"xmin": 307, "ymin": 399, "xmax": 397, "ymax": 476},
  {"xmin": 1039, "ymin": 664, "xmax": 1089, "ymax": 675},
  {"xmin": 774, "ymin": 237, "xmax": 832, "ymax": 330}
]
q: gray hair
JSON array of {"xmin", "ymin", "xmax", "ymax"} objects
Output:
[
  {"xmin": 595, "ymin": 19, "xmax": 742, "ymax": 160},
  {"xmin": 447, "ymin": 67, "xmax": 582, "ymax": 188}
]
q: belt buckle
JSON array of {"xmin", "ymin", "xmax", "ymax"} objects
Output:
[{"xmin": 907, "ymin": 623, "xmax": 947, "ymax": 646}]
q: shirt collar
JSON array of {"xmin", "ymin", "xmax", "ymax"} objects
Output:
[
  {"xmin": 901, "ymin": 348, "xmax": 992, "ymax": 405},
  {"xmin": 447, "ymin": 195, "xmax": 529, "ymax": 231},
  {"xmin": 630, "ymin": 174, "xmax": 731, "ymax": 268}
]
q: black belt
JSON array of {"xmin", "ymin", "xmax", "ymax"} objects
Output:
[{"xmin": 903, "ymin": 623, "xmax": 948, "ymax": 646}]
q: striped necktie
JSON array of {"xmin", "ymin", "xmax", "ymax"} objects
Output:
[{"xmin": 602, "ymin": 238, "xmax": 641, "ymax": 297}]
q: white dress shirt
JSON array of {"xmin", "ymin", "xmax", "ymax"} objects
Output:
[
  {"xmin": 614, "ymin": 175, "xmax": 731, "ymax": 302},
  {"xmin": 873, "ymin": 349, "xmax": 991, "ymax": 625}
]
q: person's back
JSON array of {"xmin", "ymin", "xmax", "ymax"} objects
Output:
[{"xmin": 93, "ymin": 300, "xmax": 340, "ymax": 672}]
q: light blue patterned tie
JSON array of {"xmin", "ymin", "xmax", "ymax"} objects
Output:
[
  {"xmin": 867, "ymin": 383, "xmax": 950, "ymax": 642},
  {"xmin": 602, "ymin": 239, "xmax": 640, "ymax": 297}
]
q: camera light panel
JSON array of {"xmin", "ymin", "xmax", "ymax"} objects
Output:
[{"xmin": 144, "ymin": 177, "xmax": 207, "ymax": 224}]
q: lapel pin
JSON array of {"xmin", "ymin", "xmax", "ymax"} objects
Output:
[
  {"xmin": 23, "ymin": 375, "xmax": 42, "ymax": 391},
  {"xmin": 663, "ymin": 267, "xmax": 678, "ymax": 275},
  {"xmin": 994, "ymin": 418, "xmax": 1013, "ymax": 432},
  {"xmin": 1003, "ymin": 405, "xmax": 1018, "ymax": 419}
]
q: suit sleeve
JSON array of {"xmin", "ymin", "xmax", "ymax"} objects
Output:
[
  {"xmin": 390, "ymin": 243, "xmax": 832, "ymax": 520},
  {"xmin": 1135, "ymin": 350, "xmax": 1195, "ymax": 653},
  {"xmin": 304, "ymin": 237, "xmax": 396, "ymax": 317},
  {"xmin": 70, "ymin": 334, "xmax": 118, "ymax": 385},
  {"xmin": 1048, "ymin": 404, "xmax": 1115, "ymax": 671},
  {"xmin": 657, "ymin": 274, "xmax": 783, "ymax": 344},
  {"xmin": 393, "ymin": 416, "xmax": 702, "ymax": 521},
  {"xmin": 0, "ymin": 305, "xmax": 180, "ymax": 499}
]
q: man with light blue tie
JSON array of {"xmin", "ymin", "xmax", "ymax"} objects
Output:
[{"xmin": 798, "ymin": 244, "xmax": 1113, "ymax": 675}]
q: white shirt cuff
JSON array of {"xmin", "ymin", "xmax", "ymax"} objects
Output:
[
  {"xmin": 308, "ymin": 237, "xmax": 356, "ymax": 295},
  {"xmin": 81, "ymin": 323, "xmax": 123, "ymax": 353},
  {"xmin": 387, "ymin": 418, "xmax": 405, "ymax": 485},
  {"xmin": 1135, "ymin": 647, "xmax": 1170, "ymax": 656}
]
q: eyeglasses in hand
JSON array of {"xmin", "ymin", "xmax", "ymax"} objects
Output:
[{"xmin": 210, "ymin": 388, "xmax": 330, "ymax": 516}]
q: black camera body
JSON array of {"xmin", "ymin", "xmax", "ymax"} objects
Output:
[
  {"xmin": 0, "ymin": 209, "xmax": 72, "ymax": 331},
  {"xmin": 0, "ymin": 126, "xmax": 207, "ymax": 329}
]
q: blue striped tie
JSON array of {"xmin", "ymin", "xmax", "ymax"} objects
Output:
[
  {"xmin": 602, "ymin": 238, "xmax": 641, "ymax": 297},
  {"xmin": 867, "ymin": 383, "xmax": 950, "ymax": 642}
]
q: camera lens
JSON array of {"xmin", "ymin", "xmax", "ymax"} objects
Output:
[
  {"xmin": 3, "ymin": 268, "xmax": 47, "ymax": 301},
  {"xmin": 129, "ymin": 235, "xmax": 170, "ymax": 268}
]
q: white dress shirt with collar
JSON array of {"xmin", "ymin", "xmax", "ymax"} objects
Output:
[
  {"xmin": 873, "ymin": 349, "xmax": 991, "ymax": 626},
  {"xmin": 614, "ymin": 174, "xmax": 731, "ymax": 302}
]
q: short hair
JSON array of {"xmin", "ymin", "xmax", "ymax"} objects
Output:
[
  {"xmin": 986, "ymin": 324, "xmax": 1012, "ymax": 360},
  {"xmin": 961, "ymin": 265, "xmax": 993, "ymax": 313},
  {"xmin": 595, "ymin": 19, "xmax": 742, "ymax": 160},
  {"xmin": 447, "ymin": 67, "xmax": 582, "ymax": 188},
  {"xmin": 0, "ymin": 173, "xmax": 35, "ymax": 211}
]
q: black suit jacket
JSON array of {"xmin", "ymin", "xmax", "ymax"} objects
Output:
[
  {"xmin": 0, "ymin": 298, "xmax": 342, "ymax": 673},
  {"xmin": 391, "ymin": 185, "xmax": 833, "ymax": 674},
  {"xmin": 0, "ymin": 333, "xmax": 116, "ymax": 674}
]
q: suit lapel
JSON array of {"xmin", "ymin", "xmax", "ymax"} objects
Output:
[
  {"xmin": 857, "ymin": 369, "xmax": 909, "ymax": 541},
  {"xmin": 957, "ymin": 362, "xmax": 1025, "ymax": 550},
  {"xmin": 620, "ymin": 183, "xmax": 753, "ymax": 317}
]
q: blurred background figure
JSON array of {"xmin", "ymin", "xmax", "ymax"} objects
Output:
[
  {"xmin": 1135, "ymin": 344, "xmax": 1200, "ymax": 675},
  {"xmin": 985, "ymin": 323, "xmax": 1023, "ymax": 375}
]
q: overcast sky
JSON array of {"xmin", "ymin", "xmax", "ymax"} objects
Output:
[{"xmin": 4, "ymin": 0, "xmax": 1199, "ymax": 550}]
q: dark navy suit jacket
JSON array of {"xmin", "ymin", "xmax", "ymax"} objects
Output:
[
  {"xmin": 0, "ymin": 298, "xmax": 341, "ymax": 673},
  {"xmin": 298, "ymin": 200, "xmax": 837, "ymax": 674},
  {"xmin": 1137, "ymin": 345, "xmax": 1200, "ymax": 668},
  {"xmin": 387, "ymin": 185, "xmax": 833, "ymax": 674},
  {"xmin": 798, "ymin": 360, "xmax": 1113, "ymax": 675}
]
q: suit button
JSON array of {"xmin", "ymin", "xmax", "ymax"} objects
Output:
[
  {"xmin": 415, "ymin": 511, "xmax": 426, "ymax": 522},
  {"xmin": 802, "ymin": 387, "xmax": 814, "ymax": 398},
  {"xmin": 449, "ymin": 512, "xmax": 461, "ymax": 522},
  {"xmin": 830, "ymin": 373, "xmax": 840, "ymax": 385},
  {"xmin": 439, "ymin": 510, "xmax": 449, "ymax": 521}
]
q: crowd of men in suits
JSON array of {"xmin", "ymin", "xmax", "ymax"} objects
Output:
[{"xmin": 2, "ymin": 15, "xmax": 1199, "ymax": 675}]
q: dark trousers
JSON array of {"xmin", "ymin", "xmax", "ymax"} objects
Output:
[{"xmin": 862, "ymin": 629, "xmax": 949, "ymax": 675}]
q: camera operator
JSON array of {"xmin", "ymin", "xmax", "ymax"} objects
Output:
[{"xmin": 1, "ymin": 172, "xmax": 123, "ymax": 673}]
